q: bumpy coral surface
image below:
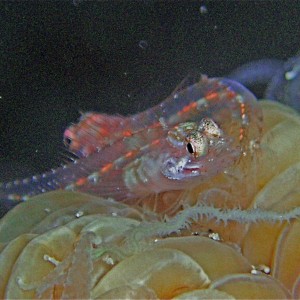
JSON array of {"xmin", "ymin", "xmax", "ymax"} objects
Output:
[{"xmin": 0, "ymin": 100, "xmax": 300, "ymax": 299}]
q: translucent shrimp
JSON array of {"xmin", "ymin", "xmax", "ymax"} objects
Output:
[{"xmin": 0, "ymin": 76, "xmax": 262, "ymax": 202}]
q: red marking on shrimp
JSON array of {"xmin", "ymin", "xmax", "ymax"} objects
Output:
[
  {"xmin": 124, "ymin": 151, "xmax": 135, "ymax": 158},
  {"xmin": 75, "ymin": 177, "xmax": 88, "ymax": 187},
  {"xmin": 151, "ymin": 139, "xmax": 160, "ymax": 146},
  {"xmin": 178, "ymin": 102, "xmax": 198, "ymax": 115},
  {"xmin": 101, "ymin": 163, "xmax": 114, "ymax": 173},
  {"xmin": 205, "ymin": 91, "xmax": 220, "ymax": 101},
  {"xmin": 122, "ymin": 130, "xmax": 133, "ymax": 137},
  {"xmin": 225, "ymin": 90, "xmax": 236, "ymax": 100}
]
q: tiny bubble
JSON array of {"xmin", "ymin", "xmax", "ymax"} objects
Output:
[
  {"xmin": 200, "ymin": 5, "xmax": 208, "ymax": 14},
  {"xmin": 138, "ymin": 40, "xmax": 148, "ymax": 50}
]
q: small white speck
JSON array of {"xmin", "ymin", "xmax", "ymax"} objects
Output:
[
  {"xmin": 262, "ymin": 265, "xmax": 271, "ymax": 274},
  {"xmin": 199, "ymin": 5, "xmax": 208, "ymax": 14},
  {"xmin": 32, "ymin": 175, "xmax": 39, "ymax": 182},
  {"xmin": 208, "ymin": 232, "xmax": 221, "ymax": 241},
  {"xmin": 251, "ymin": 264, "xmax": 271, "ymax": 275},
  {"xmin": 16, "ymin": 277, "xmax": 25, "ymax": 287},
  {"xmin": 103, "ymin": 255, "xmax": 115, "ymax": 265},
  {"xmin": 65, "ymin": 184, "xmax": 75, "ymax": 191},
  {"xmin": 251, "ymin": 269, "xmax": 261, "ymax": 275},
  {"xmin": 285, "ymin": 63, "xmax": 300, "ymax": 80},
  {"xmin": 139, "ymin": 40, "xmax": 148, "ymax": 50},
  {"xmin": 22, "ymin": 195, "xmax": 30, "ymax": 201},
  {"xmin": 43, "ymin": 254, "xmax": 60, "ymax": 266},
  {"xmin": 75, "ymin": 210, "xmax": 84, "ymax": 218}
]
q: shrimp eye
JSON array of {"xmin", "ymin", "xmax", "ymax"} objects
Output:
[
  {"xmin": 198, "ymin": 117, "xmax": 222, "ymax": 137},
  {"xmin": 186, "ymin": 142, "xmax": 194, "ymax": 154},
  {"xmin": 186, "ymin": 134, "xmax": 208, "ymax": 158}
]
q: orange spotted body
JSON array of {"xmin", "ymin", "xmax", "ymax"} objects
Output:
[{"xmin": 0, "ymin": 76, "xmax": 262, "ymax": 202}]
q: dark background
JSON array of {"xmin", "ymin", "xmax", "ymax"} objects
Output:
[{"xmin": 1, "ymin": 0, "xmax": 300, "ymax": 181}]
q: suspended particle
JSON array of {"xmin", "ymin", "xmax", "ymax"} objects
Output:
[
  {"xmin": 138, "ymin": 40, "xmax": 148, "ymax": 50},
  {"xmin": 200, "ymin": 5, "xmax": 208, "ymax": 14}
]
